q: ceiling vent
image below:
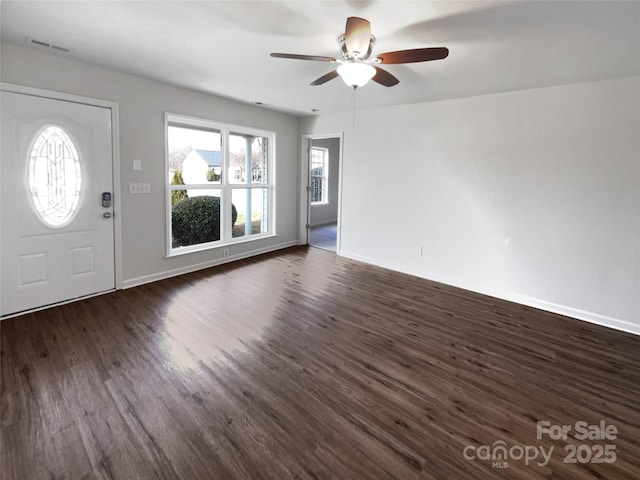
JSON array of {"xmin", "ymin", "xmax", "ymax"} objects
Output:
[{"xmin": 25, "ymin": 37, "xmax": 71, "ymax": 53}]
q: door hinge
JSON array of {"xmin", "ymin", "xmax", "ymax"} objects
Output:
[
  {"xmin": 306, "ymin": 224, "xmax": 310, "ymax": 229},
  {"xmin": 306, "ymin": 186, "xmax": 311, "ymax": 193}
]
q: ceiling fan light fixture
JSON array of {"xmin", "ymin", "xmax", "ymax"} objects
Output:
[{"xmin": 337, "ymin": 63, "xmax": 376, "ymax": 87}]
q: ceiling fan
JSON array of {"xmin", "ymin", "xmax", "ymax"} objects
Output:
[{"xmin": 270, "ymin": 17, "xmax": 449, "ymax": 88}]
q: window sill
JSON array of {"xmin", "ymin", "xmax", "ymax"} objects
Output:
[
  {"xmin": 166, "ymin": 233, "xmax": 277, "ymax": 258},
  {"xmin": 311, "ymin": 202, "xmax": 329, "ymax": 206}
]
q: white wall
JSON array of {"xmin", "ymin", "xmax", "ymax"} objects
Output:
[
  {"xmin": 300, "ymin": 76, "xmax": 640, "ymax": 334},
  {"xmin": 1, "ymin": 42, "xmax": 300, "ymax": 287},
  {"xmin": 309, "ymin": 137, "xmax": 340, "ymax": 226}
]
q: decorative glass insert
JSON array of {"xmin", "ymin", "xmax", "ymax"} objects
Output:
[{"xmin": 29, "ymin": 126, "xmax": 82, "ymax": 227}]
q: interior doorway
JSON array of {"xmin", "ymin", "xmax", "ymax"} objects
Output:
[{"xmin": 303, "ymin": 135, "xmax": 341, "ymax": 253}]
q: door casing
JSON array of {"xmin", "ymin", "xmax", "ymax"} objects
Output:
[{"xmin": 298, "ymin": 133, "xmax": 343, "ymax": 252}]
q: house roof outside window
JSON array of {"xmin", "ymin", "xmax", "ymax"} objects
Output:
[{"xmin": 195, "ymin": 149, "xmax": 221, "ymax": 168}]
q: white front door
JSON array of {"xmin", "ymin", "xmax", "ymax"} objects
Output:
[{"xmin": 1, "ymin": 91, "xmax": 115, "ymax": 316}]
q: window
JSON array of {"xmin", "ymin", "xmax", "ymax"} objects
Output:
[
  {"xmin": 310, "ymin": 146, "xmax": 329, "ymax": 204},
  {"xmin": 166, "ymin": 114, "xmax": 274, "ymax": 256}
]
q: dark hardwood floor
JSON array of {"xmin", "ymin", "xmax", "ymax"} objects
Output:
[{"xmin": 1, "ymin": 246, "xmax": 639, "ymax": 479}]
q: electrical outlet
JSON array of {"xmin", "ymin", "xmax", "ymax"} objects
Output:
[{"xmin": 223, "ymin": 248, "xmax": 229, "ymax": 257}]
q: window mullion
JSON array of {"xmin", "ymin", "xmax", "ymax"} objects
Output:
[{"xmin": 220, "ymin": 128, "xmax": 230, "ymax": 243}]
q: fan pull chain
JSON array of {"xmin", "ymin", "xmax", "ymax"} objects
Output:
[{"xmin": 352, "ymin": 86, "xmax": 357, "ymax": 128}]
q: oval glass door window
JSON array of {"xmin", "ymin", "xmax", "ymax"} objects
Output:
[{"xmin": 29, "ymin": 126, "xmax": 82, "ymax": 227}]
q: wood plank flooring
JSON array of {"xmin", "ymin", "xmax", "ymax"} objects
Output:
[{"xmin": 1, "ymin": 246, "xmax": 639, "ymax": 479}]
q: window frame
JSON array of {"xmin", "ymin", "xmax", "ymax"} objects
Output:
[
  {"xmin": 310, "ymin": 146, "xmax": 329, "ymax": 205},
  {"xmin": 165, "ymin": 113, "xmax": 276, "ymax": 257}
]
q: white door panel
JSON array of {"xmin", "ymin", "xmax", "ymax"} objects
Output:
[{"xmin": 1, "ymin": 91, "xmax": 115, "ymax": 316}]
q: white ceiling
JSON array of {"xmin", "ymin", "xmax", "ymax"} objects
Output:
[{"xmin": 2, "ymin": 1, "xmax": 639, "ymax": 116}]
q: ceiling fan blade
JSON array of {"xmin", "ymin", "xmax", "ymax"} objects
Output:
[
  {"xmin": 377, "ymin": 47, "xmax": 449, "ymax": 64},
  {"xmin": 372, "ymin": 67, "xmax": 399, "ymax": 87},
  {"xmin": 310, "ymin": 70, "xmax": 339, "ymax": 86},
  {"xmin": 270, "ymin": 53, "xmax": 337, "ymax": 62},
  {"xmin": 344, "ymin": 17, "xmax": 371, "ymax": 57}
]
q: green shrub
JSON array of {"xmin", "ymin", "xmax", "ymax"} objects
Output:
[
  {"xmin": 206, "ymin": 169, "xmax": 220, "ymax": 182},
  {"xmin": 170, "ymin": 170, "xmax": 188, "ymax": 205},
  {"xmin": 172, "ymin": 196, "xmax": 237, "ymax": 247}
]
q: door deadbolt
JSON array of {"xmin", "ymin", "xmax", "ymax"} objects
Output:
[{"xmin": 101, "ymin": 192, "xmax": 112, "ymax": 207}]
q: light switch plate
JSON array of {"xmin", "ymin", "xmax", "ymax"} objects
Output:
[
  {"xmin": 133, "ymin": 159, "xmax": 142, "ymax": 171},
  {"xmin": 130, "ymin": 183, "xmax": 151, "ymax": 194}
]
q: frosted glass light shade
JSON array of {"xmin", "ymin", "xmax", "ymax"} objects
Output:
[{"xmin": 337, "ymin": 63, "xmax": 376, "ymax": 87}]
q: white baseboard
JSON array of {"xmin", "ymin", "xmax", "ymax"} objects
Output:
[
  {"xmin": 507, "ymin": 294, "xmax": 640, "ymax": 336},
  {"xmin": 122, "ymin": 241, "xmax": 297, "ymax": 289},
  {"xmin": 339, "ymin": 249, "xmax": 639, "ymax": 336}
]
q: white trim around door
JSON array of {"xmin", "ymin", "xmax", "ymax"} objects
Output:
[{"xmin": 299, "ymin": 133, "xmax": 344, "ymax": 253}]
